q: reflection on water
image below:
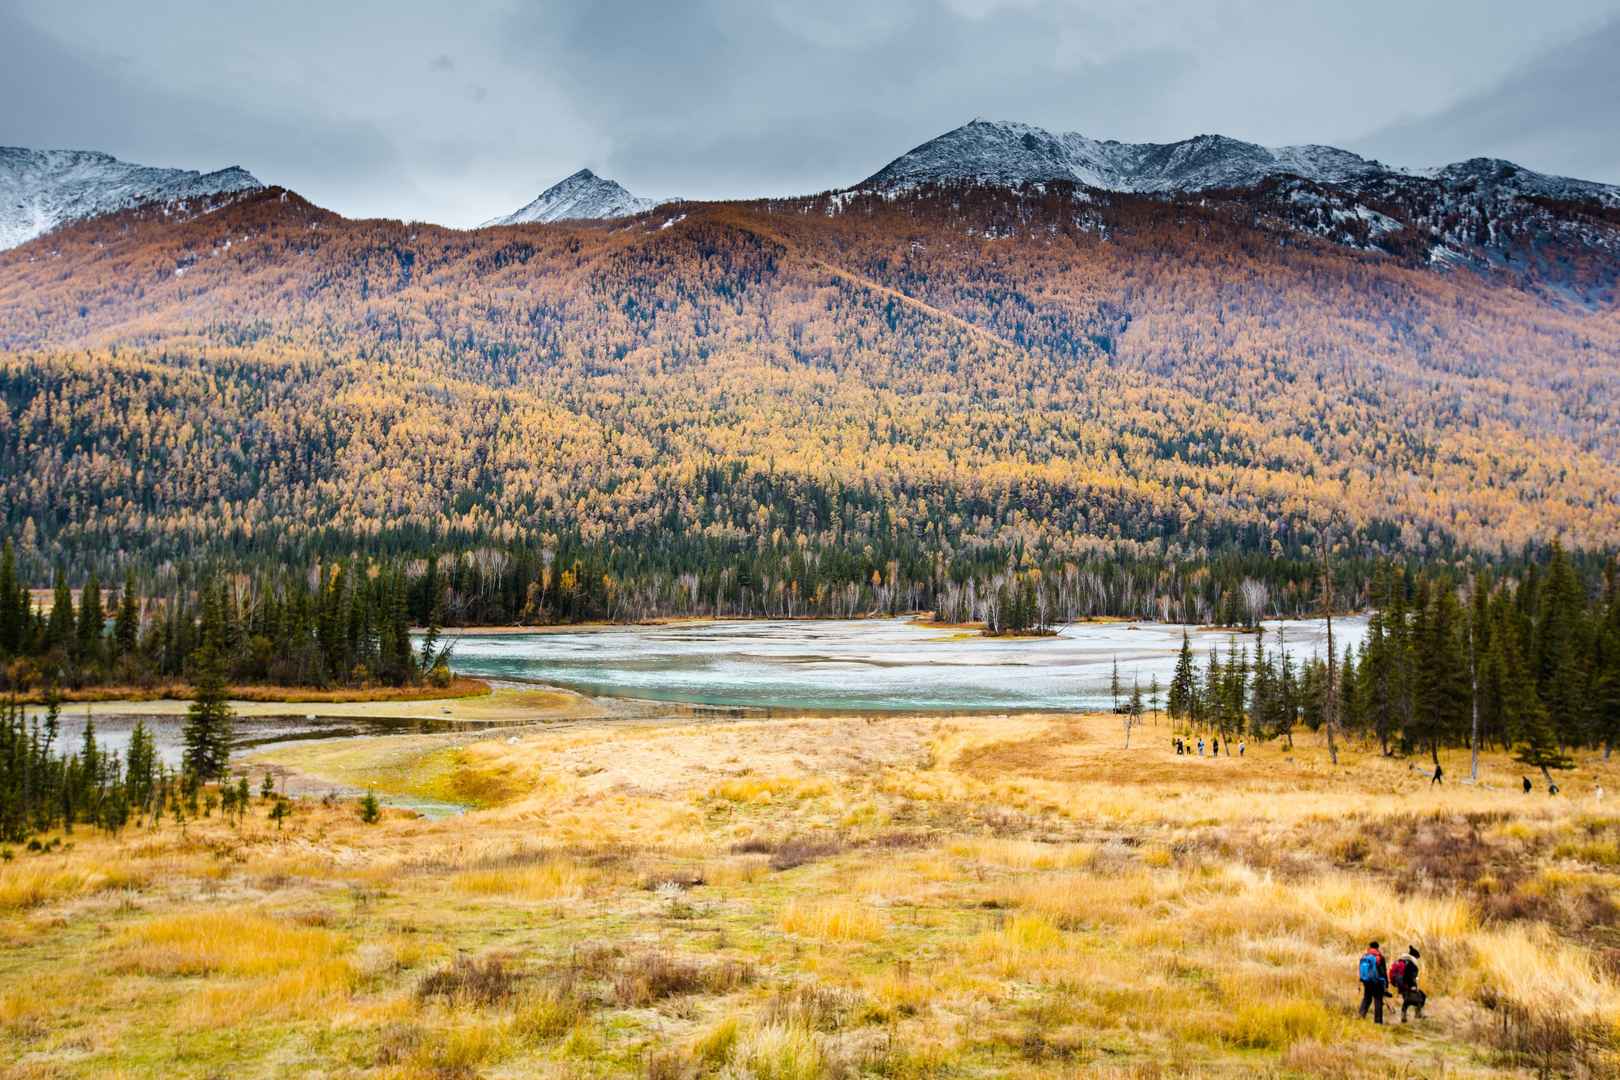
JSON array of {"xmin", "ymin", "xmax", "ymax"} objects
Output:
[
  {"xmin": 443, "ymin": 616, "xmax": 1370, "ymax": 713},
  {"xmin": 42, "ymin": 711, "xmax": 517, "ymax": 770}
]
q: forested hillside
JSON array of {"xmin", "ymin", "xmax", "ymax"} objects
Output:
[{"xmin": 1, "ymin": 181, "xmax": 1617, "ymax": 620}]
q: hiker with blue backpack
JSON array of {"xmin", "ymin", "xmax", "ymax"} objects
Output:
[{"xmin": 1358, "ymin": 941, "xmax": 1390, "ymax": 1023}]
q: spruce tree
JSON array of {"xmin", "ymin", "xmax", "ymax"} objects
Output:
[
  {"xmin": 0, "ymin": 539, "xmax": 19, "ymax": 655},
  {"xmin": 181, "ymin": 641, "xmax": 234, "ymax": 783},
  {"xmin": 1168, "ymin": 631, "xmax": 1196, "ymax": 723},
  {"xmin": 127, "ymin": 719, "xmax": 156, "ymax": 813},
  {"xmin": 1513, "ymin": 698, "xmax": 1574, "ymax": 786},
  {"xmin": 44, "ymin": 567, "xmax": 75, "ymax": 657},
  {"xmin": 76, "ymin": 571, "xmax": 103, "ymax": 668},
  {"xmin": 1593, "ymin": 617, "xmax": 1620, "ymax": 760},
  {"xmin": 1412, "ymin": 586, "xmax": 1470, "ymax": 766},
  {"xmin": 114, "ymin": 571, "xmax": 140, "ymax": 660}
]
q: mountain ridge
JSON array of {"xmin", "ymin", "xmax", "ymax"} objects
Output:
[
  {"xmin": 856, "ymin": 119, "xmax": 1620, "ymax": 203},
  {"xmin": 0, "ymin": 147, "xmax": 263, "ymax": 251}
]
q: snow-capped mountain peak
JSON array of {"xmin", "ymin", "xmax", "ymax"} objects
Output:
[
  {"xmin": 481, "ymin": 169, "xmax": 665, "ymax": 226},
  {"xmin": 858, "ymin": 120, "xmax": 1399, "ymax": 194},
  {"xmin": 0, "ymin": 147, "xmax": 264, "ymax": 251}
]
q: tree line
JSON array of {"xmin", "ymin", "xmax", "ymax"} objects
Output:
[
  {"xmin": 0, "ymin": 538, "xmax": 444, "ymax": 693},
  {"xmin": 1166, "ymin": 551, "xmax": 1620, "ymax": 776},
  {"xmin": 0, "ymin": 688, "xmax": 298, "ymax": 846}
]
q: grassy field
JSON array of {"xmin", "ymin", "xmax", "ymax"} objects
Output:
[{"xmin": 2, "ymin": 709, "xmax": 1618, "ymax": 1078}]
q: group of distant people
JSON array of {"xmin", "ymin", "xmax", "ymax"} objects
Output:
[
  {"xmin": 1428, "ymin": 763, "xmax": 1599, "ymax": 799},
  {"xmin": 1173, "ymin": 735, "xmax": 1243, "ymax": 758},
  {"xmin": 1359, "ymin": 941, "xmax": 1426, "ymax": 1024}
]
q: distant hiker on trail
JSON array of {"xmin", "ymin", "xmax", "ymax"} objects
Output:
[
  {"xmin": 1197, "ymin": 737, "xmax": 1205, "ymax": 756},
  {"xmin": 1389, "ymin": 946, "xmax": 1425, "ymax": 1022},
  {"xmin": 1211, "ymin": 736, "xmax": 1220, "ymax": 756},
  {"xmin": 1523, "ymin": 776, "xmax": 1533, "ymax": 794},
  {"xmin": 1358, "ymin": 941, "xmax": 1389, "ymax": 1023},
  {"xmin": 1238, "ymin": 740, "xmax": 1245, "ymax": 757},
  {"xmin": 1431, "ymin": 763, "xmax": 1443, "ymax": 785}
]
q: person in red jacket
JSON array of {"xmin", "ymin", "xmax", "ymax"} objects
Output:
[{"xmin": 1389, "ymin": 946, "xmax": 1425, "ymax": 1021}]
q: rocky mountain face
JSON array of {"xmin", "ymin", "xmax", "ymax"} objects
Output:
[
  {"xmin": 855, "ymin": 120, "xmax": 1620, "ymax": 299},
  {"xmin": 481, "ymin": 169, "xmax": 664, "ymax": 225},
  {"xmin": 0, "ymin": 147, "xmax": 262, "ymax": 251},
  {"xmin": 859, "ymin": 120, "xmax": 1398, "ymax": 193}
]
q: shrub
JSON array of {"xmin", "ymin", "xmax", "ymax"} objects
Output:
[
  {"xmin": 611, "ymin": 952, "xmax": 753, "ymax": 1007},
  {"xmin": 416, "ymin": 954, "xmax": 519, "ymax": 1006}
]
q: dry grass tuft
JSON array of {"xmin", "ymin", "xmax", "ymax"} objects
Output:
[
  {"xmin": 779, "ymin": 898, "xmax": 888, "ymax": 942},
  {"xmin": 416, "ymin": 953, "xmax": 520, "ymax": 1006},
  {"xmin": 611, "ymin": 952, "xmax": 754, "ymax": 1007},
  {"xmin": 117, "ymin": 910, "xmax": 346, "ymax": 977}
]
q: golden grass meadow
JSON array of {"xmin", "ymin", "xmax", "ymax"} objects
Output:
[{"xmin": 2, "ymin": 707, "xmax": 1618, "ymax": 1078}]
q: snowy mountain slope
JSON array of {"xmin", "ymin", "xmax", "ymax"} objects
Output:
[
  {"xmin": 854, "ymin": 120, "xmax": 1620, "ymax": 299},
  {"xmin": 0, "ymin": 148, "xmax": 263, "ymax": 251},
  {"xmin": 860, "ymin": 120, "xmax": 1620, "ymax": 205},
  {"xmin": 859, "ymin": 120, "xmax": 1397, "ymax": 193},
  {"xmin": 481, "ymin": 169, "xmax": 665, "ymax": 226}
]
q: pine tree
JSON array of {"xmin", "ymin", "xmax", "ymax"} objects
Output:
[
  {"xmin": 1168, "ymin": 631, "xmax": 1196, "ymax": 723},
  {"xmin": 114, "ymin": 570, "xmax": 140, "ymax": 660},
  {"xmin": 1412, "ymin": 585, "xmax": 1470, "ymax": 766},
  {"xmin": 181, "ymin": 641, "xmax": 234, "ymax": 783},
  {"xmin": 127, "ymin": 719, "xmax": 156, "ymax": 813},
  {"xmin": 44, "ymin": 566, "xmax": 75, "ymax": 657},
  {"xmin": 0, "ymin": 539, "xmax": 20, "ymax": 655},
  {"xmin": 1593, "ymin": 589, "xmax": 1620, "ymax": 760},
  {"xmin": 1514, "ymin": 698, "xmax": 1574, "ymax": 786},
  {"xmin": 76, "ymin": 571, "xmax": 103, "ymax": 668},
  {"xmin": 1537, "ymin": 545, "xmax": 1589, "ymax": 747}
]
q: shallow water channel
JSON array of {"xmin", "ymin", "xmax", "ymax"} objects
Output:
[{"xmin": 445, "ymin": 615, "xmax": 1370, "ymax": 713}]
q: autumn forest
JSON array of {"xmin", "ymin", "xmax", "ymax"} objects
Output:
[{"xmin": 0, "ymin": 181, "xmax": 1617, "ymax": 640}]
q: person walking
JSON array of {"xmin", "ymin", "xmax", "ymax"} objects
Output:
[
  {"xmin": 1431, "ymin": 763, "xmax": 1443, "ymax": 785},
  {"xmin": 1358, "ymin": 941, "xmax": 1388, "ymax": 1023},
  {"xmin": 1389, "ymin": 946, "xmax": 1425, "ymax": 1022},
  {"xmin": 1238, "ymin": 740, "xmax": 1245, "ymax": 757},
  {"xmin": 1197, "ymin": 737, "xmax": 1205, "ymax": 757},
  {"xmin": 1212, "ymin": 736, "xmax": 1220, "ymax": 756}
]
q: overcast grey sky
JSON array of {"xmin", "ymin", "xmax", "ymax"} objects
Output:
[{"xmin": 4, "ymin": 0, "xmax": 1617, "ymax": 226}]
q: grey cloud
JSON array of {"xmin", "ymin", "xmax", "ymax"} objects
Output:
[
  {"xmin": 4, "ymin": 0, "xmax": 1619, "ymax": 224},
  {"xmin": 502, "ymin": 0, "xmax": 1197, "ymax": 198},
  {"xmin": 0, "ymin": 3, "xmax": 425, "ymax": 219},
  {"xmin": 1355, "ymin": 15, "xmax": 1620, "ymax": 184}
]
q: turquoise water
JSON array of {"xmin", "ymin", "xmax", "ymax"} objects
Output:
[{"xmin": 444, "ymin": 616, "xmax": 1369, "ymax": 713}]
